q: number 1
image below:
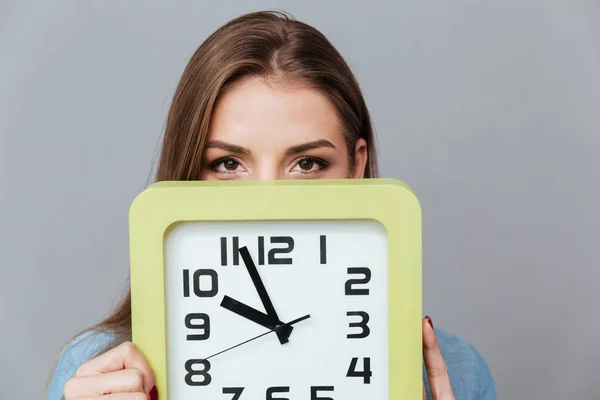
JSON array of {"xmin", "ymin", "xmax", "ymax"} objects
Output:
[{"xmin": 320, "ymin": 235, "xmax": 326, "ymax": 264}]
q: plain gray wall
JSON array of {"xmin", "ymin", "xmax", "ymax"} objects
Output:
[{"xmin": 1, "ymin": 0, "xmax": 599, "ymax": 398}]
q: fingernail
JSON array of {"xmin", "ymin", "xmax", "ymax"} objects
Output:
[
  {"xmin": 150, "ymin": 385, "xmax": 158, "ymax": 400},
  {"xmin": 425, "ymin": 315, "xmax": 433, "ymax": 329}
]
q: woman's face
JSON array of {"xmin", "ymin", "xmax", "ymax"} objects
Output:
[{"xmin": 200, "ymin": 77, "xmax": 367, "ymax": 180}]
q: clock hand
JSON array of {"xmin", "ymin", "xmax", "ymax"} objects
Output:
[
  {"xmin": 221, "ymin": 295, "xmax": 282, "ymax": 330},
  {"xmin": 203, "ymin": 314, "xmax": 310, "ymax": 361},
  {"xmin": 221, "ymin": 296, "xmax": 294, "ymax": 340},
  {"xmin": 238, "ymin": 246, "xmax": 290, "ymax": 344}
]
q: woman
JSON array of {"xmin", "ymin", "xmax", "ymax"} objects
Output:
[{"xmin": 46, "ymin": 10, "xmax": 496, "ymax": 400}]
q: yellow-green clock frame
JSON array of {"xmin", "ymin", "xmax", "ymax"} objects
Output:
[{"xmin": 129, "ymin": 178, "xmax": 422, "ymax": 399}]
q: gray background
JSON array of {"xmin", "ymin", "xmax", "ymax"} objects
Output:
[{"xmin": 1, "ymin": 0, "xmax": 598, "ymax": 399}]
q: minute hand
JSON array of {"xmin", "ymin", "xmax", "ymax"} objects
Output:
[{"xmin": 239, "ymin": 246, "xmax": 292, "ymax": 343}]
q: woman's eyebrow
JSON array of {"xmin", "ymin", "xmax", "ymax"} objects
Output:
[
  {"xmin": 286, "ymin": 139, "xmax": 336, "ymax": 154},
  {"xmin": 205, "ymin": 140, "xmax": 251, "ymax": 154}
]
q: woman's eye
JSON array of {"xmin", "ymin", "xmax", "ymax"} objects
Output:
[
  {"xmin": 298, "ymin": 159, "xmax": 314, "ymax": 170},
  {"xmin": 222, "ymin": 159, "xmax": 239, "ymax": 171},
  {"xmin": 292, "ymin": 157, "xmax": 328, "ymax": 173},
  {"xmin": 210, "ymin": 157, "xmax": 241, "ymax": 172}
]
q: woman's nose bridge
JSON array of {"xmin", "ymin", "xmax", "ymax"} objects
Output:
[{"xmin": 253, "ymin": 157, "xmax": 281, "ymax": 181}]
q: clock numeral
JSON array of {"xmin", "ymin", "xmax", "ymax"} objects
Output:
[
  {"xmin": 185, "ymin": 313, "xmax": 210, "ymax": 340},
  {"xmin": 223, "ymin": 385, "xmax": 334, "ymax": 399},
  {"xmin": 232, "ymin": 236, "xmax": 240, "ymax": 265},
  {"xmin": 266, "ymin": 386, "xmax": 290, "ymax": 400},
  {"xmin": 219, "ymin": 236, "xmax": 241, "ymax": 266},
  {"xmin": 220, "ymin": 237, "xmax": 228, "ymax": 266},
  {"xmin": 223, "ymin": 387, "xmax": 244, "ymax": 399},
  {"xmin": 258, "ymin": 236, "xmax": 265, "ymax": 265},
  {"xmin": 346, "ymin": 357, "xmax": 372, "ymax": 384},
  {"xmin": 345, "ymin": 267, "xmax": 371, "ymax": 295},
  {"xmin": 268, "ymin": 236, "xmax": 294, "ymax": 264},
  {"xmin": 183, "ymin": 269, "xmax": 218, "ymax": 298},
  {"xmin": 220, "ymin": 236, "xmax": 295, "ymax": 266},
  {"xmin": 320, "ymin": 235, "xmax": 326, "ymax": 264},
  {"xmin": 347, "ymin": 311, "xmax": 370, "ymax": 339},
  {"xmin": 185, "ymin": 359, "xmax": 212, "ymax": 386},
  {"xmin": 311, "ymin": 386, "xmax": 334, "ymax": 400}
]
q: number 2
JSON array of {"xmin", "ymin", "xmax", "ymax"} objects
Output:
[{"xmin": 345, "ymin": 267, "xmax": 371, "ymax": 295}]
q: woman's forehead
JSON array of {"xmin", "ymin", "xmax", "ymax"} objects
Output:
[{"xmin": 207, "ymin": 77, "xmax": 345, "ymax": 149}]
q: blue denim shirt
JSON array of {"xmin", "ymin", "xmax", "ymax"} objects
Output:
[{"xmin": 46, "ymin": 328, "xmax": 496, "ymax": 399}]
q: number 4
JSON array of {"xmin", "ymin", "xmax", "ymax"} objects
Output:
[{"xmin": 346, "ymin": 357, "xmax": 372, "ymax": 384}]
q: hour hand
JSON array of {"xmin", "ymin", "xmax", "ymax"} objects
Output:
[{"xmin": 220, "ymin": 296, "xmax": 293, "ymax": 344}]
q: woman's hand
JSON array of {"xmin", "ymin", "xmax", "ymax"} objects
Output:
[
  {"xmin": 423, "ymin": 316, "xmax": 455, "ymax": 400},
  {"xmin": 63, "ymin": 341, "xmax": 158, "ymax": 400},
  {"xmin": 60, "ymin": 320, "xmax": 451, "ymax": 400}
]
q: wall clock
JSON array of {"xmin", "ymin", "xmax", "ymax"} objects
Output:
[{"xmin": 129, "ymin": 178, "xmax": 422, "ymax": 399}]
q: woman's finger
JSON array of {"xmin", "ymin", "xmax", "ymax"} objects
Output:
[
  {"xmin": 64, "ymin": 369, "xmax": 145, "ymax": 398},
  {"xmin": 423, "ymin": 316, "xmax": 455, "ymax": 400},
  {"xmin": 75, "ymin": 342, "xmax": 155, "ymax": 393}
]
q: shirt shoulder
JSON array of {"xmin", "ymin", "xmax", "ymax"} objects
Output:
[
  {"xmin": 423, "ymin": 328, "xmax": 497, "ymax": 400},
  {"xmin": 45, "ymin": 331, "xmax": 121, "ymax": 400}
]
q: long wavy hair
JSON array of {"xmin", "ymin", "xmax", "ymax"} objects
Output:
[{"xmin": 48, "ymin": 9, "xmax": 379, "ymax": 396}]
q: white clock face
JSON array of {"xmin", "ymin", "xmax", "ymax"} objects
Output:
[{"xmin": 164, "ymin": 219, "xmax": 389, "ymax": 399}]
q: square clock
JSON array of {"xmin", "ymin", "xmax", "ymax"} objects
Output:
[{"xmin": 129, "ymin": 178, "xmax": 422, "ymax": 400}]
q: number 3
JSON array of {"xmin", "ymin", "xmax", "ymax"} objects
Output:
[{"xmin": 347, "ymin": 311, "xmax": 370, "ymax": 339}]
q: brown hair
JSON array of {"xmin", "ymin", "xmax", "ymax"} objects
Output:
[{"xmin": 48, "ymin": 9, "xmax": 379, "ymax": 394}]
